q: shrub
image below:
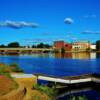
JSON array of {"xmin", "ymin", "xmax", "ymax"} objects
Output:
[
  {"xmin": 70, "ymin": 95, "xmax": 87, "ymax": 100},
  {"xmin": 9, "ymin": 63, "xmax": 23, "ymax": 72},
  {"xmin": 33, "ymin": 84, "xmax": 58, "ymax": 99}
]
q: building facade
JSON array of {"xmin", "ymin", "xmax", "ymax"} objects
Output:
[
  {"xmin": 90, "ymin": 44, "xmax": 96, "ymax": 50},
  {"xmin": 54, "ymin": 41, "xmax": 72, "ymax": 51},
  {"xmin": 54, "ymin": 41, "xmax": 65, "ymax": 49},
  {"xmin": 72, "ymin": 41, "xmax": 90, "ymax": 51}
]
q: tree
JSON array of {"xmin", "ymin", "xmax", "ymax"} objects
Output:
[
  {"xmin": 44, "ymin": 44, "xmax": 51, "ymax": 48},
  {"xmin": 96, "ymin": 40, "xmax": 100, "ymax": 51},
  {"xmin": 37, "ymin": 43, "xmax": 44, "ymax": 48},
  {"xmin": 0, "ymin": 44, "xmax": 6, "ymax": 48},
  {"xmin": 36, "ymin": 43, "xmax": 51, "ymax": 48},
  {"xmin": 61, "ymin": 47, "xmax": 65, "ymax": 53},
  {"xmin": 8, "ymin": 42, "xmax": 20, "ymax": 48},
  {"xmin": 32, "ymin": 44, "xmax": 36, "ymax": 48}
]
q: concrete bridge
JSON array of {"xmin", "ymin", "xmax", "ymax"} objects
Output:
[{"xmin": 0, "ymin": 48, "xmax": 53, "ymax": 54}]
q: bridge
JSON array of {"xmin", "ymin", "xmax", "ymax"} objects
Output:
[{"xmin": 0, "ymin": 48, "xmax": 53, "ymax": 54}]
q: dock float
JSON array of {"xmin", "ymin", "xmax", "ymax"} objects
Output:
[{"xmin": 36, "ymin": 74, "xmax": 100, "ymax": 84}]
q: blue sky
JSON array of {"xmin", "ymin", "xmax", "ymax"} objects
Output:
[{"xmin": 0, "ymin": 0, "xmax": 100, "ymax": 45}]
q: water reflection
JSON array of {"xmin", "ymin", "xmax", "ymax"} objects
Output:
[
  {"xmin": 54, "ymin": 52, "xmax": 100, "ymax": 59},
  {"xmin": 72, "ymin": 53, "xmax": 90, "ymax": 59},
  {"xmin": 96, "ymin": 53, "xmax": 100, "ymax": 58}
]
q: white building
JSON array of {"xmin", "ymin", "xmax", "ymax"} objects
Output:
[
  {"xmin": 72, "ymin": 41, "xmax": 90, "ymax": 50},
  {"xmin": 90, "ymin": 45, "xmax": 96, "ymax": 50}
]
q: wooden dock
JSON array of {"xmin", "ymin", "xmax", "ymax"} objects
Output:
[{"xmin": 36, "ymin": 74, "xmax": 100, "ymax": 84}]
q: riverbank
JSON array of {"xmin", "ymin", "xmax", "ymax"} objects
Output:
[
  {"xmin": 0, "ymin": 75, "xmax": 18, "ymax": 97},
  {"xmin": 11, "ymin": 73, "xmax": 51, "ymax": 100}
]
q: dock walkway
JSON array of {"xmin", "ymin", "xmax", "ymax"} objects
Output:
[{"xmin": 36, "ymin": 74, "xmax": 100, "ymax": 84}]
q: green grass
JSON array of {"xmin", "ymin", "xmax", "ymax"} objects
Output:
[
  {"xmin": 70, "ymin": 95, "xmax": 87, "ymax": 100},
  {"xmin": 9, "ymin": 63, "xmax": 24, "ymax": 72},
  {"xmin": 33, "ymin": 84, "xmax": 58, "ymax": 99},
  {"xmin": 0, "ymin": 65, "xmax": 12, "ymax": 78}
]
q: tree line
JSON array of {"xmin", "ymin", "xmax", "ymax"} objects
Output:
[
  {"xmin": 0, "ymin": 42, "xmax": 51, "ymax": 48},
  {"xmin": 0, "ymin": 40, "xmax": 100, "ymax": 51}
]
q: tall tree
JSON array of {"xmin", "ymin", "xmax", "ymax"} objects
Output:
[
  {"xmin": 0, "ymin": 44, "xmax": 6, "ymax": 48},
  {"xmin": 36, "ymin": 43, "xmax": 51, "ymax": 48},
  {"xmin": 8, "ymin": 42, "xmax": 20, "ymax": 48},
  {"xmin": 37, "ymin": 43, "xmax": 44, "ymax": 48},
  {"xmin": 96, "ymin": 40, "xmax": 100, "ymax": 51}
]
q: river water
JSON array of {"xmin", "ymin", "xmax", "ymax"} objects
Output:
[
  {"xmin": 0, "ymin": 52, "xmax": 100, "ymax": 77},
  {"xmin": 0, "ymin": 52, "xmax": 100, "ymax": 100}
]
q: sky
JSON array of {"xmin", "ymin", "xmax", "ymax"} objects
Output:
[{"xmin": 0, "ymin": 0, "xmax": 100, "ymax": 45}]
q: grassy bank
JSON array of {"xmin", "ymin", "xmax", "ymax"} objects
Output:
[
  {"xmin": 0, "ymin": 63, "xmax": 23, "ymax": 96},
  {"xmin": 33, "ymin": 84, "xmax": 58, "ymax": 100}
]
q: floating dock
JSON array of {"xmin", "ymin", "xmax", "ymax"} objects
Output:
[{"xmin": 36, "ymin": 74, "xmax": 100, "ymax": 84}]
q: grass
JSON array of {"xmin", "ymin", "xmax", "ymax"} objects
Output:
[
  {"xmin": 0, "ymin": 63, "xmax": 23, "ymax": 74},
  {"xmin": 0, "ymin": 65, "xmax": 12, "ymax": 78},
  {"xmin": 33, "ymin": 84, "xmax": 58, "ymax": 99},
  {"xmin": 9, "ymin": 63, "xmax": 24, "ymax": 72},
  {"xmin": 70, "ymin": 95, "xmax": 87, "ymax": 100}
]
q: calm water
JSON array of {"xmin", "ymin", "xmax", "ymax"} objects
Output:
[
  {"xmin": 0, "ymin": 52, "xmax": 100, "ymax": 99},
  {"xmin": 58, "ymin": 89, "xmax": 100, "ymax": 100},
  {"xmin": 0, "ymin": 52, "xmax": 100, "ymax": 77}
]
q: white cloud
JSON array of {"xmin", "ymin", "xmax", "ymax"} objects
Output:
[
  {"xmin": 0, "ymin": 20, "xmax": 38, "ymax": 29},
  {"xmin": 64, "ymin": 18, "xmax": 74, "ymax": 24},
  {"xmin": 84, "ymin": 14, "xmax": 97, "ymax": 19},
  {"xmin": 81, "ymin": 30, "xmax": 100, "ymax": 34}
]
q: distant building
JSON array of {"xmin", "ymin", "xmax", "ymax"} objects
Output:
[
  {"xmin": 53, "ymin": 41, "xmax": 72, "ymax": 51},
  {"xmin": 72, "ymin": 41, "xmax": 90, "ymax": 51},
  {"xmin": 90, "ymin": 44, "xmax": 96, "ymax": 50},
  {"xmin": 54, "ymin": 41, "xmax": 65, "ymax": 49},
  {"xmin": 64, "ymin": 44, "xmax": 72, "ymax": 51}
]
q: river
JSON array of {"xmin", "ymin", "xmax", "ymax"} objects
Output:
[{"xmin": 0, "ymin": 52, "xmax": 100, "ymax": 100}]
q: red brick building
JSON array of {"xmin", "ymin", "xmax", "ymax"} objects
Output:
[
  {"xmin": 64, "ymin": 44, "xmax": 72, "ymax": 51},
  {"xmin": 54, "ymin": 41, "xmax": 65, "ymax": 49},
  {"xmin": 54, "ymin": 41, "xmax": 72, "ymax": 51}
]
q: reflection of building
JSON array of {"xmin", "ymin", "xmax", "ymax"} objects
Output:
[
  {"xmin": 90, "ymin": 53, "xmax": 96, "ymax": 59},
  {"xmin": 53, "ymin": 41, "xmax": 72, "ymax": 51},
  {"xmin": 72, "ymin": 52, "xmax": 90, "ymax": 59},
  {"xmin": 54, "ymin": 52, "xmax": 72, "ymax": 58},
  {"xmin": 72, "ymin": 41, "xmax": 90, "ymax": 51},
  {"xmin": 96, "ymin": 53, "xmax": 100, "ymax": 58},
  {"xmin": 54, "ymin": 52, "xmax": 91, "ymax": 59}
]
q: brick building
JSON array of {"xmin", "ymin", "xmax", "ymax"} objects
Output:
[{"xmin": 53, "ymin": 41, "xmax": 72, "ymax": 51}]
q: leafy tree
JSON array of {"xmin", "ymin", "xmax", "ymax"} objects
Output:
[
  {"xmin": 37, "ymin": 43, "xmax": 45, "ymax": 48},
  {"xmin": 36, "ymin": 43, "xmax": 51, "ymax": 48},
  {"xmin": 44, "ymin": 44, "xmax": 51, "ymax": 48},
  {"xmin": 61, "ymin": 47, "xmax": 65, "ymax": 53},
  {"xmin": 32, "ymin": 44, "xmax": 36, "ymax": 48},
  {"xmin": 8, "ymin": 42, "xmax": 20, "ymax": 48},
  {"xmin": 96, "ymin": 40, "xmax": 100, "ymax": 51},
  {"xmin": 0, "ymin": 44, "xmax": 6, "ymax": 48}
]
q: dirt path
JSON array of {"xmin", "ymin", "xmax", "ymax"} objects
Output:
[{"xmin": 13, "ymin": 76, "xmax": 50, "ymax": 100}]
